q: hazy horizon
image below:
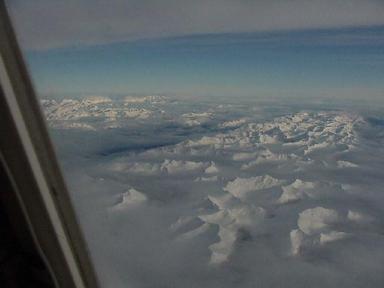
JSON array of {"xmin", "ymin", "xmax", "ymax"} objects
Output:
[{"xmin": 7, "ymin": 1, "xmax": 384, "ymax": 102}]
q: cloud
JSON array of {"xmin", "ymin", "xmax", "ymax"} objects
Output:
[
  {"xmin": 112, "ymin": 188, "xmax": 148, "ymax": 210},
  {"xmin": 297, "ymin": 207, "xmax": 342, "ymax": 236},
  {"xmin": 45, "ymin": 97, "xmax": 384, "ymax": 287},
  {"xmin": 224, "ymin": 175, "xmax": 284, "ymax": 199},
  {"xmin": 7, "ymin": 0, "xmax": 384, "ymax": 50}
]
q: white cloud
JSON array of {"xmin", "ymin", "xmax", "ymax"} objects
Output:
[
  {"xmin": 278, "ymin": 179, "xmax": 316, "ymax": 204},
  {"xmin": 46, "ymin": 100, "xmax": 384, "ymax": 286},
  {"xmin": 204, "ymin": 162, "xmax": 219, "ymax": 174},
  {"xmin": 161, "ymin": 159, "xmax": 207, "ymax": 174},
  {"xmin": 298, "ymin": 207, "xmax": 341, "ymax": 236},
  {"xmin": 224, "ymin": 175, "xmax": 284, "ymax": 199},
  {"xmin": 112, "ymin": 188, "xmax": 148, "ymax": 210},
  {"xmin": 319, "ymin": 231, "xmax": 349, "ymax": 245}
]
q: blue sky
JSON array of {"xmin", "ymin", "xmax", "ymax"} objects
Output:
[
  {"xmin": 24, "ymin": 27, "xmax": 384, "ymax": 100},
  {"xmin": 7, "ymin": 0, "xmax": 384, "ymax": 101}
]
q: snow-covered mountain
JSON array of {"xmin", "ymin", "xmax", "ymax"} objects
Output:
[
  {"xmin": 44, "ymin": 97, "xmax": 384, "ymax": 288},
  {"xmin": 40, "ymin": 95, "xmax": 167, "ymax": 130}
]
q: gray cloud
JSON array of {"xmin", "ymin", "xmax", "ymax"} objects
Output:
[{"xmin": 6, "ymin": 0, "xmax": 384, "ymax": 50}]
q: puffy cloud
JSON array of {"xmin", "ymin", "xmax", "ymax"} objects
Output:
[
  {"xmin": 161, "ymin": 159, "xmax": 207, "ymax": 174},
  {"xmin": 278, "ymin": 179, "xmax": 316, "ymax": 204},
  {"xmin": 290, "ymin": 229, "xmax": 310, "ymax": 256},
  {"xmin": 112, "ymin": 188, "xmax": 148, "ymax": 210},
  {"xmin": 182, "ymin": 112, "xmax": 213, "ymax": 127},
  {"xmin": 298, "ymin": 207, "xmax": 342, "ymax": 236},
  {"xmin": 319, "ymin": 231, "xmax": 349, "ymax": 245},
  {"xmin": 224, "ymin": 175, "xmax": 284, "ymax": 200},
  {"xmin": 219, "ymin": 118, "xmax": 247, "ymax": 129},
  {"xmin": 204, "ymin": 162, "xmax": 219, "ymax": 174}
]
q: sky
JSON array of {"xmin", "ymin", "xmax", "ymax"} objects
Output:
[{"xmin": 6, "ymin": 0, "xmax": 384, "ymax": 101}]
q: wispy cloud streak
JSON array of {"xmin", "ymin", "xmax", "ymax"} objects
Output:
[{"xmin": 7, "ymin": 0, "xmax": 384, "ymax": 50}]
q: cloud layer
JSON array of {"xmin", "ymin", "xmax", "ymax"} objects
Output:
[
  {"xmin": 7, "ymin": 0, "xmax": 384, "ymax": 50},
  {"xmin": 46, "ymin": 96, "xmax": 384, "ymax": 287}
]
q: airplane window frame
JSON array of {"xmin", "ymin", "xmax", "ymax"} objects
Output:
[{"xmin": 0, "ymin": 2, "xmax": 100, "ymax": 288}]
